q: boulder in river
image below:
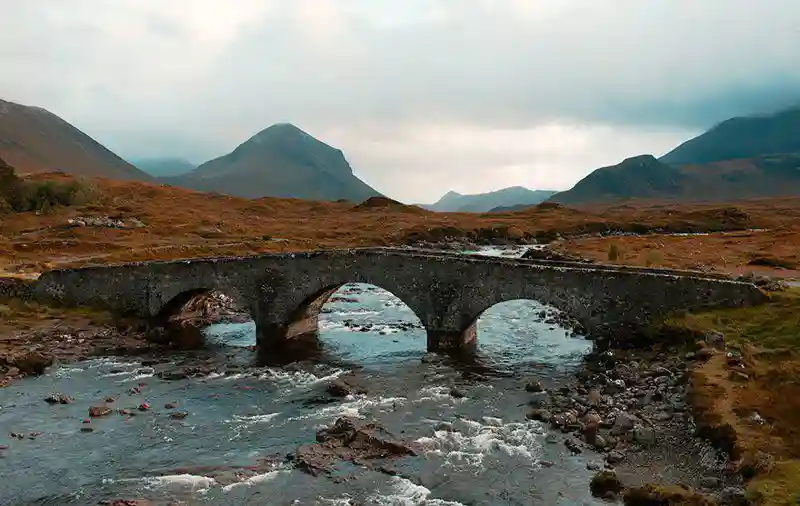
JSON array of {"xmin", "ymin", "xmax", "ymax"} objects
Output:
[
  {"xmin": 11, "ymin": 351, "xmax": 53, "ymax": 376},
  {"xmin": 295, "ymin": 417, "xmax": 417, "ymax": 476},
  {"xmin": 89, "ymin": 406, "xmax": 112, "ymax": 417},
  {"xmin": 326, "ymin": 375, "xmax": 367, "ymax": 398}
]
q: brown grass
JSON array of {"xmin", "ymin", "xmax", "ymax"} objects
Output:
[{"xmin": 3, "ymin": 173, "xmax": 800, "ymax": 278}]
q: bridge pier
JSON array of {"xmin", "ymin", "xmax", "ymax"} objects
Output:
[{"xmin": 426, "ymin": 323, "xmax": 477, "ymax": 353}]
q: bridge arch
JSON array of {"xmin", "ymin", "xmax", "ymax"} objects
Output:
[{"xmin": 254, "ymin": 268, "xmax": 435, "ymax": 351}]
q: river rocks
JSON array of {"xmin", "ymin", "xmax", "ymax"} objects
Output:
[
  {"xmin": 699, "ymin": 476, "xmax": 721, "ymax": 490},
  {"xmin": 633, "ymin": 426, "xmax": 657, "ymax": 447},
  {"xmin": 170, "ymin": 411, "xmax": 189, "ymax": 420},
  {"xmin": 590, "ymin": 470, "xmax": 623, "ymax": 498},
  {"xmin": 564, "ymin": 437, "xmax": 584, "ymax": 454},
  {"xmin": 719, "ymin": 487, "xmax": 748, "ymax": 506},
  {"xmin": 611, "ymin": 412, "xmax": 638, "ymax": 435},
  {"xmin": 622, "ymin": 484, "xmax": 718, "ymax": 506},
  {"xmin": 605, "ymin": 379, "xmax": 627, "ymax": 395},
  {"xmin": 295, "ymin": 417, "xmax": 416, "ymax": 476},
  {"xmin": 89, "ymin": 406, "xmax": 112, "ymax": 417},
  {"xmin": 528, "ymin": 391, "xmax": 551, "ymax": 408},
  {"xmin": 606, "ymin": 450, "xmax": 626, "ymax": 464},
  {"xmin": 44, "ymin": 393, "xmax": 73, "ymax": 405},
  {"xmin": 526, "ymin": 409, "xmax": 552, "ymax": 422},
  {"xmin": 164, "ymin": 403, "xmax": 176, "ymax": 409}
]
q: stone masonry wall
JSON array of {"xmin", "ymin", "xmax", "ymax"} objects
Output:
[{"xmin": 33, "ymin": 248, "xmax": 767, "ymax": 351}]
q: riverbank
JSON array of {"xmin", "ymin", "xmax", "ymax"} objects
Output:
[
  {"xmin": 0, "ymin": 297, "xmax": 154, "ymax": 387},
  {"xmin": 662, "ymin": 290, "xmax": 800, "ymax": 505}
]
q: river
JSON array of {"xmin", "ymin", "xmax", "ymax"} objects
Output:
[{"xmin": 0, "ymin": 248, "xmax": 605, "ymax": 506}]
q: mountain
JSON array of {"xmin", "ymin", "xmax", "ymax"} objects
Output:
[
  {"xmin": 132, "ymin": 157, "xmax": 195, "ymax": 177},
  {"xmin": 165, "ymin": 123, "xmax": 381, "ymax": 202},
  {"xmin": 0, "ymin": 98, "xmax": 151, "ymax": 181},
  {"xmin": 660, "ymin": 105, "xmax": 800, "ymax": 165},
  {"xmin": 550, "ymin": 153, "xmax": 800, "ymax": 205},
  {"xmin": 422, "ymin": 186, "xmax": 557, "ymax": 212},
  {"xmin": 549, "ymin": 155, "xmax": 684, "ymax": 205}
]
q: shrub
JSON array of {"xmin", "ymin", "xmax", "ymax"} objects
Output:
[
  {"xmin": 5, "ymin": 177, "xmax": 101, "ymax": 213},
  {"xmin": 607, "ymin": 243, "xmax": 621, "ymax": 262}
]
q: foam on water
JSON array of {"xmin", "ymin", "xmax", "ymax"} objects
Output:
[
  {"xmin": 143, "ymin": 474, "xmax": 217, "ymax": 491},
  {"xmin": 221, "ymin": 470, "xmax": 286, "ymax": 492},
  {"xmin": 368, "ymin": 477, "xmax": 467, "ymax": 506},
  {"xmin": 415, "ymin": 417, "xmax": 547, "ymax": 470}
]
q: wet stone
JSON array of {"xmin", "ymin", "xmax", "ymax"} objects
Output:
[{"xmin": 89, "ymin": 406, "xmax": 112, "ymax": 417}]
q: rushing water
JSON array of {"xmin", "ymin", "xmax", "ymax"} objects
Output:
[{"xmin": 0, "ymin": 249, "xmax": 604, "ymax": 506}]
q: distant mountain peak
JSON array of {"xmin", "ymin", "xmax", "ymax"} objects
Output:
[
  {"xmin": 424, "ymin": 186, "xmax": 557, "ymax": 212},
  {"xmin": 164, "ymin": 123, "xmax": 381, "ymax": 202}
]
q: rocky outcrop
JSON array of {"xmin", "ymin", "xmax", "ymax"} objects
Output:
[{"xmin": 294, "ymin": 417, "xmax": 417, "ymax": 476}]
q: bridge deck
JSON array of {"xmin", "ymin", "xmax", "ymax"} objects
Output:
[{"xmin": 46, "ymin": 246, "xmax": 738, "ymax": 283}]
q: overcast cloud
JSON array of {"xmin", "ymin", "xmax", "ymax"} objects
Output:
[{"xmin": 2, "ymin": 0, "xmax": 799, "ymax": 202}]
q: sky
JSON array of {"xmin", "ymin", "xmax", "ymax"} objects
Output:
[{"xmin": 2, "ymin": 1, "xmax": 799, "ymax": 203}]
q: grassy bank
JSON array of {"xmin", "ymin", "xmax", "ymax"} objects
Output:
[{"xmin": 662, "ymin": 290, "xmax": 800, "ymax": 505}]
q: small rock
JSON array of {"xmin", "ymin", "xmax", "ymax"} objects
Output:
[
  {"xmin": 590, "ymin": 470, "xmax": 623, "ymax": 498},
  {"xmin": 434, "ymin": 422, "xmax": 456, "ymax": 432},
  {"xmin": 165, "ymin": 403, "xmax": 177, "ymax": 409},
  {"xmin": 326, "ymin": 379, "xmax": 353, "ymax": 397},
  {"xmin": 528, "ymin": 392, "xmax": 551, "ymax": 408},
  {"xmin": 720, "ymin": 487, "xmax": 748, "ymax": 506},
  {"xmin": 449, "ymin": 387, "xmax": 465, "ymax": 399},
  {"xmin": 526, "ymin": 409, "xmax": 552, "ymax": 422},
  {"xmin": 611, "ymin": 412, "xmax": 638, "ymax": 435},
  {"xmin": 104, "ymin": 397, "xmax": 115, "ymax": 403},
  {"xmin": 525, "ymin": 379, "xmax": 545, "ymax": 393},
  {"xmin": 44, "ymin": 393, "xmax": 73, "ymax": 405},
  {"xmin": 583, "ymin": 422, "xmax": 599, "ymax": 445},
  {"xmin": 539, "ymin": 460, "xmax": 554, "ymax": 467},
  {"xmin": 726, "ymin": 352, "xmax": 743, "ymax": 366},
  {"xmin": 699, "ymin": 476, "xmax": 721, "ymax": 490},
  {"xmin": 695, "ymin": 348, "xmax": 715, "ymax": 360},
  {"xmin": 633, "ymin": 426, "xmax": 656, "ymax": 447},
  {"xmin": 170, "ymin": 411, "xmax": 188, "ymax": 420},
  {"xmin": 604, "ymin": 379, "xmax": 626, "ymax": 395},
  {"xmin": 89, "ymin": 406, "xmax": 112, "ymax": 417},
  {"xmin": 606, "ymin": 450, "xmax": 625, "ymax": 464},
  {"xmin": 80, "ymin": 427, "xmax": 94, "ymax": 433},
  {"xmin": 587, "ymin": 461, "xmax": 602, "ymax": 471},
  {"xmin": 706, "ymin": 330, "xmax": 725, "ymax": 348},
  {"xmin": 564, "ymin": 437, "xmax": 583, "ymax": 454},
  {"xmin": 587, "ymin": 389, "xmax": 603, "ymax": 406}
]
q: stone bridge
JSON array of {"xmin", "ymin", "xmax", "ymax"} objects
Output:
[{"xmin": 33, "ymin": 247, "xmax": 766, "ymax": 352}]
